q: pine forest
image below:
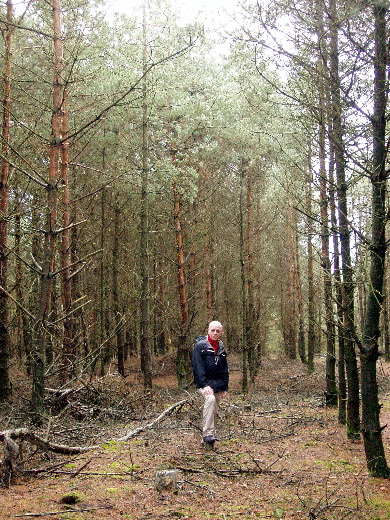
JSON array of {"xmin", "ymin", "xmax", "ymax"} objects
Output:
[{"xmin": 0, "ymin": 0, "xmax": 390, "ymax": 503}]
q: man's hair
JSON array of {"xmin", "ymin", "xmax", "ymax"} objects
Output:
[{"xmin": 208, "ymin": 320, "xmax": 223, "ymax": 330}]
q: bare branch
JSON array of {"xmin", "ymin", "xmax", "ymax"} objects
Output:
[{"xmin": 0, "ymin": 286, "xmax": 36, "ymax": 320}]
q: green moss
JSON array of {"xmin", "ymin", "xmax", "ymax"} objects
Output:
[
  {"xmin": 105, "ymin": 487, "xmax": 120, "ymax": 494},
  {"xmin": 63, "ymin": 463, "xmax": 76, "ymax": 469},
  {"xmin": 314, "ymin": 458, "xmax": 355, "ymax": 473},
  {"xmin": 102, "ymin": 440, "xmax": 125, "ymax": 450},
  {"xmin": 371, "ymin": 497, "xmax": 390, "ymax": 511},
  {"xmin": 60, "ymin": 491, "xmax": 84, "ymax": 504}
]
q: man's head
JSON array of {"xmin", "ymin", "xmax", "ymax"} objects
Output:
[{"xmin": 208, "ymin": 320, "xmax": 223, "ymax": 341}]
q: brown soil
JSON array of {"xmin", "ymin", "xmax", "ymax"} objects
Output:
[{"xmin": 1, "ymin": 355, "xmax": 390, "ymax": 520}]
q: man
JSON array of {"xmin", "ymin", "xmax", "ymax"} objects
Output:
[{"xmin": 192, "ymin": 320, "xmax": 229, "ymax": 447}]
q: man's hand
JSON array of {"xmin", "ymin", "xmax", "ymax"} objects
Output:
[
  {"xmin": 220, "ymin": 391, "xmax": 227, "ymax": 399},
  {"xmin": 200, "ymin": 386, "xmax": 214, "ymax": 396}
]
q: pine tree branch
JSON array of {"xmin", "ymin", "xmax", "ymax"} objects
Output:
[{"xmin": 64, "ymin": 41, "xmax": 196, "ymax": 144}]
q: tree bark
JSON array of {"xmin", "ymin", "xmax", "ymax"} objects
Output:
[
  {"xmin": 99, "ymin": 187, "xmax": 108, "ymax": 376},
  {"xmin": 205, "ymin": 239, "xmax": 213, "ymax": 323},
  {"xmin": 0, "ymin": 0, "xmax": 13, "ymax": 401},
  {"xmin": 360, "ymin": 2, "xmax": 390, "ymax": 478},
  {"xmin": 283, "ymin": 206, "xmax": 297, "ymax": 360},
  {"xmin": 153, "ymin": 247, "xmax": 166, "ymax": 355},
  {"xmin": 316, "ymin": 43, "xmax": 337, "ymax": 402},
  {"xmin": 173, "ymin": 185, "xmax": 190, "ymax": 387},
  {"xmin": 140, "ymin": 1, "xmax": 152, "ymax": 389},
  {"xmin": 306, "ymin": 156, "xmax": 315, "ymax": 373},
  {"xmin": 328, "ymin": 124, "xmax": 346, "ymax": 423},
  {"xmin": 113, "ymin": 204, "xmax": 124, "ymax": 377},
  {"xmin": 384, "ymin": 261, "xmax": 390, "ymax": 361},
  {"xmin": 60, "ymin": 85, "xmax": 74, "ymax": 383},
  {"xmin": 291, "ymin": 209, "xmax": 305, "ymax": 366},
  {"xmin": 247, "ymin": 162, "xmax": 259, "ymax": 381},
  {"xmin": 32, "ymin": 0, "xmax": 63, "ymax": 422},
  {"xmin": 240, "ymin": 159, "xmax": 248, "ymax": 393},
  {"xmin": 328, "ymin": 0, "xmax": 360, "ymax": 438}
]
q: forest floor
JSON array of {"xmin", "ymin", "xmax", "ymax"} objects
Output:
[{"xmin": 1, "ymin": 354, "xmax": 390, "ymax": 520}]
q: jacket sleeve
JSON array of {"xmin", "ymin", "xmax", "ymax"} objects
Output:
[{"xmin": 192, "ymin": 343, "xmax": 210, "ymax": 389}]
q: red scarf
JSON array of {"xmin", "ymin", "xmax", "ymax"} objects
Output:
[{"xmin": 208, "ymin": 335, "xmax": 219, "ymax": 353}]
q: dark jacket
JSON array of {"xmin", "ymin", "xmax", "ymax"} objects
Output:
[{"xmin": 192, "ymin": 337, "xmax": 229, "ymax": 393}]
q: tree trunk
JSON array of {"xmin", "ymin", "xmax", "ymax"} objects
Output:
[
  {"xmin": 60, "ymin": 85, "xmax": 73, "ymax": 383},
  {"xmin": 360, "ymin": 2, "xmax": 390, "ymax": 478},
  {"xmin": 328, "ymin": 0, "xmax": 360, "ymax": 438},
  {"xmin": 173, "ymin": 186, "xmax": 190, "ymax": 387},
  {"xmin": 14, "ymin": 213, "xmax": 25, "ymax": 359},
  {"xmin": 154, "ymin": 248, "xmax": 166, "ymax": 355},
  {"xmin": 69, "ymin": 171, "xmax": 86, "ymax": 365},
  {"xmin": 113, "ymin": 204, "xmax": 124, "ymax": 377},
  {"xmin": 247, "ymin": 162, "xmax": 259, "ymax": 381},
  {"xmin": 313, "ymin": 2, "xmax": 337, "ymax": 401},
  {"xmin": 0, "ymin": 0, "xmax": 13, "ymax": 401},
  {"xmin": 205, "ymin": 240, "xmax": 213, "ymax": 323},
  {"xmin": 327, "ymin": 121, "xmax": 346, "ymax": 423},
  {"xmin": 289, "ymin": 207, "xmax": 305, "ymax": 366},
  {"xmin": 140, "ymin": 1, "xmax": 152, "ymax": 389},
  {"xmin": 306, "ymin": 157, "xmax": 315, "ymax": 373},
  {"xmin": 255, "ymin": 200, "xmax": 267, "ymax": 359},
  {"xmin": 384, "ymin": 261, "xmax": 390, "ymax": 361},
  {"xmin": 281, "ymin": 239, "xmax": 297, "ymax": 360},
  {"xmin": 99, "ymin": 187, "xmax": 108, "ymax": 376},
  {"xmin": 187, "ymin": 197, "xmax": 199, "ymax": 330},
  {"xmin": 285, "ymin": 206, "xmax": 297, "ymax": 360},
  {"xmin": 316, "ymin": 46, "xmax": 337, "ymax": 403},
  {"xmin": 32, "ymin": 0, "xmax": 63, "ymax": 422},
  {"xmin": 240, "ymin": 159, "xmax": 248, "ymax": 393}
]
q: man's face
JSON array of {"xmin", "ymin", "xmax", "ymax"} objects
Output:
[{"xmin": 208, "ymin": 323, "xmax": 223, "ymax": 341}]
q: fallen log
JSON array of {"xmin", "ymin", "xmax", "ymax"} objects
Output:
[
  {"xmin": 0, "ymin": 428, "xmax": 99, "ymax": 454},
  {"xmin": 14, "ymin": 504, "xmax": 113, "ymax": 517},
  {"xmin": 0, "ymin": 428, "xmax": 99, "ymax": 486},
  {"xmin": 118, "ymin": 397, "xmax": 192, "ymax": 441},
  {"xmin": 1, "ymin": 396, "xmax": 193, "ymax": 486}
]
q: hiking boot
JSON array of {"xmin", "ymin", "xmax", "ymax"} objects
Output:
[{"xmin": 202, "ymin": 435, "xmax": 216, "ymax": 447}]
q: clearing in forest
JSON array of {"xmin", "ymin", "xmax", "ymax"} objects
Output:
[{"xmin": 1, "ymin": 356, "xmax": 390, "ymax": 520}]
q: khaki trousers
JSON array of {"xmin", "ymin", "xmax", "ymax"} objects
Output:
[{"xmin": 198, "ymin": 389, "xmax": 222, "ymax": 438}]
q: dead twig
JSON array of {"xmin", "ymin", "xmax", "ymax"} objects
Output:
[
  {"xmin": 23, "ymin": 458, "xmax": 80, "ymax": 476},
  {"xmin": 14, "ymin": 504, "xmax": 113, "ymax": 517},
  {"xmin": 70, "ymin": 458, "xmax": 92, "ymax": 478},
  {"xmin": 24, "ymin": 470, "xmax": 140, "ymax": 477},
  {"xmin": 181, "ymin": 477, "xmax": 216, "ymax": 497}
]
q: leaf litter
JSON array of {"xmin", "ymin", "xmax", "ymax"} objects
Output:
[{"xmin": 1, "ymin": 355, "xmax": 390, "ymax": 520}]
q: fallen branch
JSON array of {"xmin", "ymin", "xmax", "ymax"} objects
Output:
[
  {"xmin": 176, "ymin": 465, "xmax": 279, "ymax": 478},
  {"xmin": 0, "ymin": 428, "xmax": 98, "ymax": 486},
  {"xmin": 70, "ymin": 458, "xmax": 92, "ymax": 478},
  {"xmin": 0, "ymin": 428, "xmax": 99, "ymax": 454},
  {"xmin": 14, "ymin": 504, "xmax": 113, "ymax": 517},
  {"xmin": 24, "ymin": 469, "xmax": 140, "ymax": 477},
  {"xmin": 23, "ymin": 458, "xmax": 79, "ymax": 476},
  {"xmin": 119, "ymin": 397, "xmax": 192, "ymax": 441},
  {"xmin": 1, "ymin": 397, "xmax": 193, "ymax": 486}
]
